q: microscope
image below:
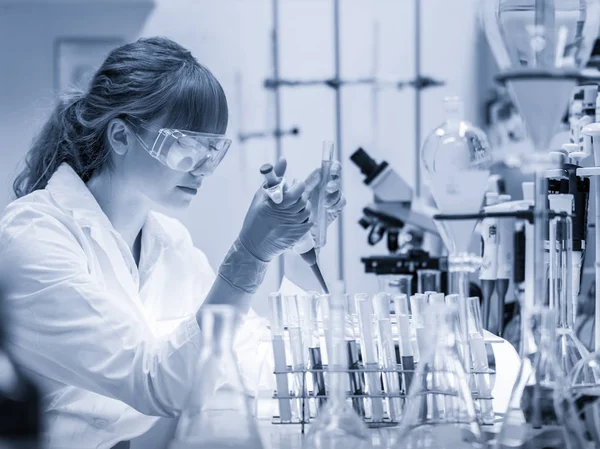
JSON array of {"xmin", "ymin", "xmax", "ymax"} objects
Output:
[{"xmin": 350, "ymin": 147, "xmax": 449, "ymax": 295}]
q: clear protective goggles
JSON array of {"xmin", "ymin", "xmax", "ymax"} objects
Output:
[{"xmin": 125, "ymin": 117, "xmax": 232, "ymax": 173}]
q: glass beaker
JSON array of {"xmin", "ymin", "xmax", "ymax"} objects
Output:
[
  {"xmin": 495, "ymin": 307, "xmax": 588, "ymax": 449},
  {"xmin": 305, "ymin": 282, "xmax": 370, "ymax": 449},
  {"xmin": 378, "ymin": 275, "xmax": 413, "ymax": 298},
  {"xmin": 417, "ymin": 269, "xmax": 441, "ymax": 294},
  {"xmin": 393, "ymin": 303, "xmax": 486, "ymax": 449},
  {"xmin": 170, "ymin": 305, "xmax": 264, "ymax": 449}
]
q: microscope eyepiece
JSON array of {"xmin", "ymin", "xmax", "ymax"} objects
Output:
[{"xmin": 350, "ymin": 147, "xmax": 389, "ymax": 185}]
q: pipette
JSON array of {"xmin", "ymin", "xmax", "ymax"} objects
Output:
[
  {"xmin": 261, "ymin": 164, "xmax": 329, "ymax": 294},
  {"xmin": 315, "ymin": 141, "xmax": 335, "ymax": 249}
]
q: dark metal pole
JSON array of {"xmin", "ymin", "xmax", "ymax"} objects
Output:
[
  {"xmin": 333, "ymin": 0, "xmax": 344, "ymax": 281},
  {"xmin": 415, "ymin": 0, "xmax": 422, "ymax": 197},
  {"xmin": 272, "ymin": 0, "xmax": 284, "ymax": 282}
]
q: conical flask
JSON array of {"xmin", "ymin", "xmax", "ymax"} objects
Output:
[
  {"xmin": 170, "ymin": 305, "xmax": 264, "ymax": 449},
  {"xmin": 496, "ymin": 307, "xmax": 588, "ymax": 449},
  {"xmin": 305, "ymin": 282, "xmax": 370, "ymax": 449},
  {"xmin": 393, "ymin": 303, "xmax": 486, "ymax": 449}
]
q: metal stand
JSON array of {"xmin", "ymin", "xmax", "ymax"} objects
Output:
[{"xmin": 265, "ymin": 0, "xmax": 444, "ymax": 281}]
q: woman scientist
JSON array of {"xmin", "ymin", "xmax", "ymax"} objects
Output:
[{"xmin": 0, "ymin": 37, "xmax": 344, "ymax": 448}]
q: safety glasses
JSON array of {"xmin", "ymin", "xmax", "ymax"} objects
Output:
[{"xmin": 125, "ymin": 117, "xmax": 232, "ymax": 173}]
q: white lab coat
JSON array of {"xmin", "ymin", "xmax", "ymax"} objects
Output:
[{"xmin": 0, "ymin": 163, "xmax": 285, "ymax": 449}]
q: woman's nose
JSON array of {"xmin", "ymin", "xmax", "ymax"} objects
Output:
[{"xmin": 190, "ymin": 156, "xmax": 214, "ymax": 176}]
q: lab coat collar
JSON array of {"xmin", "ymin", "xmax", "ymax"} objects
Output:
[{"xmin": 46, "ymin": 163, "xmax": 172, "ymax": 248}]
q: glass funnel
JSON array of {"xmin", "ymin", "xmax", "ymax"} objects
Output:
[
  {"xmin": 170, "ymin": 305, "xmax": 264, "ymax": 449},
  {"xmin": 392, "ymin": 303, "xmax": 486, "ymax": 449},
  {"xmin": 422, "ymin": 96, "xmax": 492, "ymax": 376},
  {"xmin": 305, "ymin": 282, "xmax": 370, "ymax": 449},
  {"xmin": 495, "ymin": 307, "xmax": 588, "ymax": 449}
]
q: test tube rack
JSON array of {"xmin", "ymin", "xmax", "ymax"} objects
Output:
[{"xmin": 270, "ymin": 346, "xmax": 497, "ymax": 433}]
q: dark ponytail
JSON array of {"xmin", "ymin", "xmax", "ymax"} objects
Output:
[{"xmin": 13, "ymin": 36, "xmax": 228, "ymax": 198}]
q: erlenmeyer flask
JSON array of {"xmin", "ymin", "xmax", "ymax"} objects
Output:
[
  {"xmin": 393, "ymin": 303, "xmax": 486, "ymax": 449},
  {"xmin": 496, "ymin": 307, "xmax": 587, "ymax": 449},
  {"xmin": 305, "ymin": 282, "xmax": 370, "ymax": 449},
  {"xmin": 170, "ymin": 305, "xmax": 264, "ymax": 449}
]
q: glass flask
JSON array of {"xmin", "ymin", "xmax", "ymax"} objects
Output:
[
  {"xmin": 393, "ymin": 303, "xmax": 486, "ymax": 449},
  {"xmin": 170, "ymin": 305, "xmax": 264, "ymax": 449},
  {"xmin": 422, "ymin": 96, "xmax": 493, "ymax": 375},
  {"xmin": 305, "ymin": 282, "xmax": 370, "ymax": 449},
  {"xmin": 496, "ymin": 307, "xmax": 588, "ymax": 449}
]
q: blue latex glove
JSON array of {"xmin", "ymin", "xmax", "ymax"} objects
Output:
[{"xmin": 239, "ymin": 159, "xmax": 313, "ymax": 262}]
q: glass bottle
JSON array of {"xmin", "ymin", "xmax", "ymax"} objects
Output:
[
  {"xmin": 495, "ymin": 307, "xmax": 587, "ymax": 449},
  {"xmin": 393, "ymin": 303, "xmax": 486, "ymax": 449},
  {"xmin": 170, "ymin": 305, "xmax": 264, "ymax": 449},
  {"xmin": 305, "ymin": 282, "xmax": 370, "ymax": 449}
]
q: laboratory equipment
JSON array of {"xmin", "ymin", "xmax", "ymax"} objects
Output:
[
  {"xmin": 171, "ymin": 305, "xmax": 264, "ymax": 449},
  {"xmin": 496, "ymin": 193, "xmax": 513, "ymax": 337},
  {"xmin": 468, "ymin": 297, "xmax": 495, "ymax": 425},
  {"xmin": 378, "ymin": 274, "xmax": 413, "ymax": 299},
  {"xmin": 261, "ymin": 164, "xmax": 329, "ymax": 294},
  {"xmin": 373, "ymin": 293, "xmax": 403, "ymax": 421},
  {"xmin": 0, "ymin": 291, "xmax": 42, "ymax": 449},
  {"xmin": 393, "ymin": 303, "xmax": 486, "ymax": 449},
  {"xmin": 285, "ymin": 295, "xmax": 311, "ymax": 422},
  {"xmin": 495, "ymin": 307, "xmax": 587, "ymax": 449},
  {"xmin": 416, "ymin": 269, "xmax": 441, "ymax": 294},
  {"xmin": 344, "ymin": 294, "xmax": 366, "ymax": 417},
  {"xmin": 268, "ymin": 293, "xmax": 293, "ymax": 422},
  {"xmin": 356, "ymin": 294, "xmax": 385, "ymax": 422},
  {"xmin": 314, "ymin": 141, "xmax": 334, "ymax": 249},
  {"xmin": 305, "ymin": 282, "xmax": 370, "ymax": 449},
  {"xmin": 422, "ymin": 95, "xmax": 493, "ymax": 376},
  {"xmin": 304, "ymin": 293, "xmax": 326, "ymax": 410},
  {"xmin": 393, "ymin": 295, "xmax": 415, "ymax": 391},
  {"xmin": 409, "ymin": 294, "xmax": 429, "ymax": 363},
  {"xmin": 480, "ymin": 192, "xmax": 499, "ymax": 333}
]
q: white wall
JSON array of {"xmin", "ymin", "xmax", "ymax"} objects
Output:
[{"xmin": 0, "ymin": 0, "xmax": 486, "ymax": 316}]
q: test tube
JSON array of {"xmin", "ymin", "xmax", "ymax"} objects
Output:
[
  {"xmin": 373, "ymin": 293, "xmax": 403, "ymax": 422},
  {"xmin": 417, "ymin": 269, "xmax": 441, "ymax": 293},
  {"xmin": 468, "ymin": 297, "xmax": 495, "ymax": 425},
  {"xmin": 315, "ymin": 141, "xmax": 334, "ymax": 248},
  {"xmin": 284, "ymin": 295, "xmax": 310, "ymax": 422},
  {"xmin": 345, "ymin": 294, "xmax": 366, "ymax": 417},
  {"xmin": 428, "ymin": 292, "xmax": 446, "ymax": 307},
  {"xmin": 393, "ymin": 294, "xmax": 415, "ymax": 395},
  {"xmin": 268, "ymin": 293, "xmax": 292, "ymax": 422},
  {"xmin": 410, "ymin": 294, "xmax": 428, "ymax": 363},
  {"xmin": 303, "ymin": 294, "xmax": 326, "ymax": 410},
  {"xmin": 356, "ymin": 294, "xmax": 385, "ymax": 422}
]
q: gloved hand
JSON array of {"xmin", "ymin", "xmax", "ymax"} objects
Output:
[
  {"xmin": 239, "ymin": 159, "xmax": 313, "ymax": 262},
  {"xmin": 304, "ymin": 160, "xmax": 346, "ymax": 241}
]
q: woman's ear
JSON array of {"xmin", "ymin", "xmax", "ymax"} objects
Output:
[{"xmin": 107, "ymin": 118, "xmax": 132, "ymax": 156}]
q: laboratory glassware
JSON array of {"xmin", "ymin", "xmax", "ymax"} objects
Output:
[
  {"xmin": 268, "ymin": 293, "xmax": 292, "ymax": 422},
  {"xmin": 417, "ymin": 269, "xmax": 441, "ymax": 294},
  {"xmin": 496, "ymin": 307, "xmax": 587, "ymax": 449},
  {"xmin": 315, "ymin": 141, "xmax": 335, "ymax": 249},
  {"xmin": 393, "ymin": 294, "xmax": 415, "ymax": 395},
  {"xmin": 378, "ymin": 274, "xmax": 412, "ymax": 298},
  {"xmin": 422, "ymin": 96, "xmax": 493, "ymax": 375},
  {"xmin": 170, "ymin": 305, "xmax": 264, "ymax": 449},
  {"xmin": 304, "ymin": 293, "xmax": 326, "ymax": 410},
  {"xmin": 373, "ymin": 293, "xmax": 403, "ymax": 422},
  {"xmin": 345, "ymin": 293, "xmax": 366, "ymax": 417},
  {"xmin": 356, "ymin": 293, "xmax": 385, "ymax": 422},
  {"xmin": 305, "ymin": 282, "xmax": 370, "ymax": 449},
  {"xmin": 285, "ymin": 295, "xmax": 311, "ymax": 422},
  {"xmin": 393, "ymin": 303, "xmax": 486, "ymax": 449},
  {"xmin": 467, "ymin": 297, "xmax": 495, "ymax": 425},
  {"xmin": 409, "ymin": 293, "xmax": 428, "ymax": 363}
]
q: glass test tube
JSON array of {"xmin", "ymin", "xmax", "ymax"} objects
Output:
[
  {"xmin": 429, "ymin": 292, "xmax": 446, "ymax": 307},
  {"xmin": 410, "ymin": 294, "xmax": 428, "ymax": 363},
  {"xmin": 284, "ymin": 295, "xmax": 310, "ymax": 422},
  {"xmin": 345, "ymin": 294, "xmax": 366, "ymax": 417},
  {"xmin": 373, "ymin": 293, "xmax": 403, "ymax": 421},
  {"xmin": 418, "ymin": 269, "xmax": 441, "ymax": 293},
  {"xmin": 468, "ymin": 297, "xmax": 494, "ymax": 425},
  {"xmin": 303, "ymin": 294, "xmax": 326, "ymax": 410},
  {"xmin": 393, "ymin": 294, "xmax": 415, "ymax": 395},
  {"xmin": 315, "ymin": 141, "xmax": 334, "ymax": 248},
  {"xmin": 356, "ymin": 294, "xmax": 385, "ymax": 422},
  {"xmin": 445, "ymin": 294, "xmax": 469, "ymax": 422},
  {"xmin": 268, "ymin": 293, "xmax": 292, "ymax": 422},
  {"xmin": 378, "ymin": 274, "xmax": 413, "ymax": 311}
]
